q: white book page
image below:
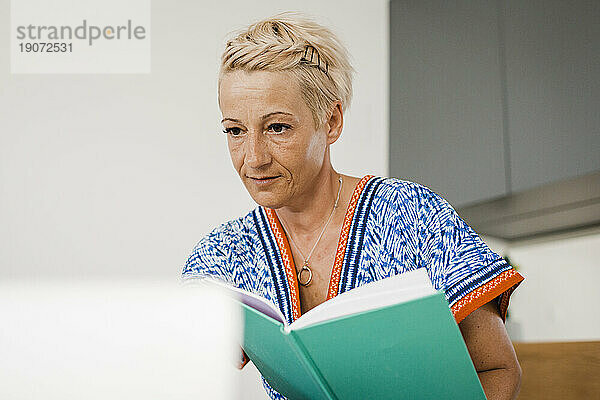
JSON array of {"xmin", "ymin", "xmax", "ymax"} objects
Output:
[
  {"xmin": 287, "ymin": 269, "xmax": 436, "ymax": 332},
  {"xmin": 182, "ymin": 269, "xmax": 437, "ymax": 332},
  {"xmin": 181, "ymin": 276, "xmax": 286, "ymax": 325}
]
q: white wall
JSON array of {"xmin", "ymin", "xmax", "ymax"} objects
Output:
[
  {"xmin": 0, "ymin": 1, "xmax": 389, "ymax": 398},
  {"xmin": 482, "ymin": 228, "xmax": 600, "ymax": 343},
  {"xmin": 0, "ymin": 0, "xmax": 388, "ymax": 280}
]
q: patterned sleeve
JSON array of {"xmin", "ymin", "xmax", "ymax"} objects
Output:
[
  {"xmin": 417, "ymin": 185, "xmax": 524, "ymax": 324},
  {"xmin": 182, "ymin": 222, "xmax": 235, "ymax": 281},
  {"xmin": 181, "ymin": 222, "xmax": 250, "ymax": 369}
]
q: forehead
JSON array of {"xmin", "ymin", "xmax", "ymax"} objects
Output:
[{"xmin": 219, "ymin": 70, "xmax": 302, "ymax": 114}]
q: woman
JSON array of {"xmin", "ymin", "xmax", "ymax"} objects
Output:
[{"xmin": 183, "ymin": 12, "xmax": 524, "ymax": 400}]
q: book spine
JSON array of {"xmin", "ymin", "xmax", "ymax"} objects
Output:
[{"xmin": 287, "ymin": 330, "xmax": 338, "ymax": 400}]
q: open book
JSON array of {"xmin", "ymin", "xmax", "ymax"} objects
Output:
[{"xmin": 189, "ymin": 269, "xmax": 486, "ymax": 400}]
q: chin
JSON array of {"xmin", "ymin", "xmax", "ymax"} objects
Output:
[
  {"xmin": 248, "ymin": 191, "xmax": 286, "ymax": 209},
  {"xmin": 241, "ymin": 177, "xmax": 288, "ymax": 209}
]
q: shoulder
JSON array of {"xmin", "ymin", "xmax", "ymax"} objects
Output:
[
  {"xmin": 371, "ymin": 176, "xmax": 444, "ymax": 202},
  {"xmin": 198, "ymin": 209, "xmax": 257, "ymax": 249},
  {"xmin": 370, "ymin": 176, "xmax": 455, "ymax": 221},
  {"xmin": 366, "ymin": 177, "xmax": 463, "ymax": 264},
  {"xmin": 182, "ymin": 208, "xmax": 259, "ymax": 278}
]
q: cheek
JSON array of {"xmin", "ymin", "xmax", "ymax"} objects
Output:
[
  {"xmin": 227, "ymin": 140, "xmax": 243, "ymax": 171},
  {"xmin": 275, "ymin": 131, "xmax": 326, "ymax": 175},
  {"xmin": 303, "ymin": 131, "xmax": 327, "ymax": 165}
]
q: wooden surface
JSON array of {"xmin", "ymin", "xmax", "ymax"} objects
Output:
[{"xmin": 513, "ymin": 341, "xmax": 600, "ymax": 400}]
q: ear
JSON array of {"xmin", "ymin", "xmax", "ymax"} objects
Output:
[{"xmin": 324, "ymin": 101, "xmax": 344, "ymax": 145}]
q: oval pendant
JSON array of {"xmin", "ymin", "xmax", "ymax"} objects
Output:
[{"xmin": 297, "ymin": 264, "xmax": 313, "ymax": 287}]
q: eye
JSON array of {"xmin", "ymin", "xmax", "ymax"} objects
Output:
[
  {"xmin": 222, "ymin": 127, "xmax": 244, "ymax": 137},
  {"xmin": 267, "ymin": 123, "xmax": 291, "ymax": 134}
]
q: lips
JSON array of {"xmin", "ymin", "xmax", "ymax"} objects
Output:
[
  {"xmin": 247, "ymin": 175, "xmax": 281, "ymax": 186},
  {"xmin": 248, "ymin": 175, "xmax": 280, "ymax": 180}
]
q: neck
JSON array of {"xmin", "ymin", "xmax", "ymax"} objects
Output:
[{"xmin": 275, "ymin": 163, "xmax": 343, "ymax": 238}]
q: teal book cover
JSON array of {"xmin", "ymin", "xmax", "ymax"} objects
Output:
[{"xmin": 204, "ymin": 270, "xmax": 486, "ymax": 400}]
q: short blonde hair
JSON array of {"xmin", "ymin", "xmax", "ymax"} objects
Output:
[{"xmin": 218, "ymin": 12, "xmax": 354, "ymax": 129}]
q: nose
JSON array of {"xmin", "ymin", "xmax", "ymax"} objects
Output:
[{"xmin": 244, "ymin": 131, "xmax": 271, "ymax": 169}]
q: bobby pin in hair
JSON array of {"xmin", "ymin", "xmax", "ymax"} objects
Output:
[{"xmin": 301, "ymin": 45, "xmax": 329, "ymax": 75}]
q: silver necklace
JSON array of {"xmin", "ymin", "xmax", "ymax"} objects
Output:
[{"xmin": 276, "ymin": 176, "xmax": 343, "ymax": 287}]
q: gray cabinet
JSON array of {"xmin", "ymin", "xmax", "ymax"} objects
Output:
[
  {"xmin": 390, "ymin": 0, "xmax": 508, "ymax": 207},
  {"xmin": 390, "ymin": 0, "xmax": 600, "ymax": 208},
  {"xmin": 503, "ymin": 0, "xmax": 600, "ymax": 193}
]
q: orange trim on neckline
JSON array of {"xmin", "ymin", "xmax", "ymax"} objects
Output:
[
  {"xmin": 264, "ymin": 174, "xmax": 375, "ymax": 321},
  {"xmin": 451, "ymin": 268, "xmax": 524, "ymax": 324},
  {"xmin": 326, "ymin": 175, "xmax": 374, "ymax": 300},
  {"xmin": 264, "ymin": 207, "xmax": 302, "ymax": 321}
]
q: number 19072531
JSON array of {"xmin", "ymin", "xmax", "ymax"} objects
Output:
[{"xmin": 19, "ymin": 42, "xmax": 73, "ymax": 53}]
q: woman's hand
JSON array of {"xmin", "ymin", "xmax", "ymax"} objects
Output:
[{"xmin": 458, "ymin": 300, "xmax": 522, "ymax": 400}]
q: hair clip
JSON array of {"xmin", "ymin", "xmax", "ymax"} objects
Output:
[{"xmin": 300, "ymin": 45, "xmax": 329, "ymax": 75}]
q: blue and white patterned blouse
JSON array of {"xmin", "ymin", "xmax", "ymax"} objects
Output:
[{"xmin": 182, "ymin": 175, "xmax": 523, "ymax": 400}]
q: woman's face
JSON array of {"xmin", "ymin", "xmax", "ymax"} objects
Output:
[{"xmin": 219, "ymin": 69, "xmax": 332, "ymax": 209}]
